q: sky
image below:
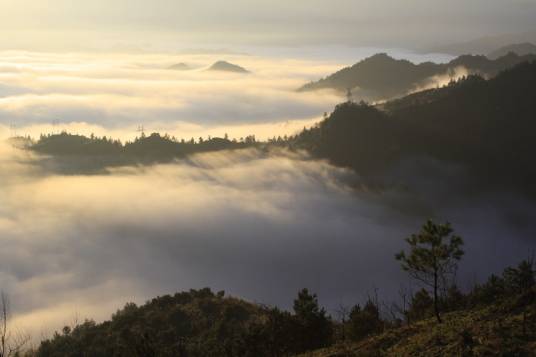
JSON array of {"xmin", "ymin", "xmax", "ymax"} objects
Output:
[{"xmin": 0, "ymin": 0, "xmax": 535, "ymax": 51}]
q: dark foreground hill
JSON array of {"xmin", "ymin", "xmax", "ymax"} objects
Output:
[
  {"xmin": 32, "ymin": 288, "xmax": 333, "ymax": 357},
  {"xmin": 301, "ymin": 290, "xmax": 536, "ymax": 356},
  {"xmin": 299, "ymin": 52, "xmax": 536, "ymax": 101},
  {"xmin": 27, "ymin": 258, "xmax": 536, "ymax": 357},
  {"xmin": 294, "ymin": 61, "xmax": 536, "ymax": 197}
]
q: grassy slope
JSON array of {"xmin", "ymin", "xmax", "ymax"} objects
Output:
[{"xmin": 300, "ymin": 289, "xmax": 536, "ymax": 356}]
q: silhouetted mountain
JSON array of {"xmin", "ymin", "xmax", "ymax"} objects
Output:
[
  {"xmin": 488, "ymin": 42, "xmax": 536, "ymax": 59},
  {"xmin": 208, "ymin": 60, "xmax": 249, "ymax": 73},
  {"xmin": 30, "ymin": 132, "xmax": 258, "ymax": 172},
  {"xmin": 299, "ymin": 52, "xmax": 536, "ymax": 101},
  {"xmin": 294, "ymin": 61, "xmax": 536, "ymax": 196},
  {"xmin": 168, "ymin": 62, "xmax": 190, "ymax": 70}
]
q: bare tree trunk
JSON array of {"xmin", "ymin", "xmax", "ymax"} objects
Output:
[
  {"xmin": 1, "ymin": 292, "xmax": 7, "ymax": 357},
  {"xmin": 0, "ymin": 292, "xmax": 29, "ymax": 357},
  {"xmin": 433, "ymin": 271, "xmax": 442, "ymax": 324}
]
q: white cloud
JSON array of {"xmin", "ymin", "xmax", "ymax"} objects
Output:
[
  {"xmin": 0, "ymin": 144, "xmax": 534, "ymax": 341},
  {"xmin": 0, "ymin": 51, "xmax": 343, "ymax": 141}
]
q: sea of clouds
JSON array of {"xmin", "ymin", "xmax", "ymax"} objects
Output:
[
  {"xmin": 0, "ymin": 50, "xmax": 345, "ymax": 142},
  {"xmin": 1, "ymin": 143, "xmax": 535, "ymax": 341},
  {"xmin": 0, "ymin": 48, "xmax": 534, "ymax": 342},
  {"xmin": 0, "ymin": 48, "xmax": 454, "ymax": 143}
]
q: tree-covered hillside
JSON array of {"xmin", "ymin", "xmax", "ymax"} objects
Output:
[
  {"xmin": 299, "ymin": 52, "xmax": 536, "ymax": 101},
  {"xmin": 32, "ymin": 288, "xmax": 332, "ymax": 357},
  {"xmin": 27, "ymin": 256, "xmax": 536, "ymax": 356},
  {"xmin": 294, "ymin": 61, "xmax": 536, "ymax": 196},
  {"xmin": 26, "ymin": 132, "xmax": 258, "ymax": 172}
]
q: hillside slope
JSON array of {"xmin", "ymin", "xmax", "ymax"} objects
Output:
[
  {"xmin": 32, "ymin": 288, "xmax": 332, "ymax": 357},
  {"xmin": 301, "ymin": 288, "xmax": 536, "ymax": 356},
  {"xmin": 294, "ymin": 60, "xmax": 536, "ymax": 196},
  {"xmin": 299, "ymin": 52, "xmax": 536, "ymax": 101}
]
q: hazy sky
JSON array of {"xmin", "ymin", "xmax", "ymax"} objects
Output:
[{"xmin": 0, "ymin": 0, "xmax": 535, "ymax": 50}]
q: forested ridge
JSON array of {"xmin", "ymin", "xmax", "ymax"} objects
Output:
[
  {"xmin": 299, "ymin": 52, "xmax": 536, "ymax": 101},
  {"xmin": 293, "ymin": 61, "xmax": 536, "ymax": 196}
]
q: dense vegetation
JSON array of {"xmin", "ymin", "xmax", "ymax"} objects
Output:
[
  {"xmin": 29, "ymin": 252, "xmax": 535, "ymax": 356},
  {"xmin": 33, "ymin": 132, "xmax": 257, "ymax": 158},
  {"xmin": 32, "ymin": 288, "xmax": 332, "ymax": 357},
  {"xmin": 299, "ymin": 52, "xmax": 536, "ymax": 101},
  {"xmin": 25, "ymin": 132, "xmax": 258, "ymax": 173},
  {"xmin": 294, "ymin": 61, "xmax": 536, "ymax": 197}
]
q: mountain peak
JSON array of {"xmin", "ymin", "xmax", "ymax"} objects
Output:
[
  {"xmin": 208, "ymin": 61, "xmax": 249, "ymax": 73},
  {"xmin": 168, "ymin": 62, "xmax": 190, "ymax": 70}
]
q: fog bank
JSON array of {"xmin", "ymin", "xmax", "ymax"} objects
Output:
[{"xmin": 0, "ymin": 144, "xmax": 534, "ymax": 340}]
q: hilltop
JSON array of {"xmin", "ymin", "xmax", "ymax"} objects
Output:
[
  {"xmin": 168, "ymin": 62, "xmax": 191, "ymax": 70},
  {"xmin": 207, "ymin": 60, "xmax": 249, "ymax": 73}
]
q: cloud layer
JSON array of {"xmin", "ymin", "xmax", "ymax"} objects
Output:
[
  {"xmin": 0, "ymin": 49, "xmax": 456, "ymax": 143},
  {"xmin": 1, "ymin": 144, "xmax": 534, "ymax": 341},
  {"xmin": 0, "ymin": 51, "xmax": 345, "ymax": 142}
]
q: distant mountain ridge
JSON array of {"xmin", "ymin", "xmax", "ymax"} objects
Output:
[
  {"xmin": 168, "ymin": 62, "xmax": 190, "ymax": 70},
  {"xmin": 488, "ymin": 42, "xmax": 536, "ymax": 59},
  {"xmin": 427, "ymin": 30, "xmax": 536, "ymax": 55},
  {"xmin": 299, "ymin": 52, "xmax": 536, "ymax": 101}
]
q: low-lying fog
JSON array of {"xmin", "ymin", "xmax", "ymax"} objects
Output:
[
  {"xmin": 0, "ymin": 48, "xmax": 452, "ymax": 142},
  {"xmin": 1, "ymin": 143, "xmax": 534, "ymax": 340}
]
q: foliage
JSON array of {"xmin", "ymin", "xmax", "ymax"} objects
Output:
[
  {"xmin": 294, "ymin": 61, "xmax": 536, "ymax": 198},
  {"xmin": 348, "ymin": 300, "xmax": 383, "ymax": 341},
  {"xmin": 407, "ymin": 289, "xmax": 434, "ymax": 322},
  {"xmin": 292, "ymin": 289, "xmax": 333, "ymax": 351},
  {"xmin": 396, "ymin": 220, "xmax": 464, "ymax": 323},
  {"xmin": 29, "ymin": 256, "xmax": 536, "ymax": 357},
  {"xmin": 33, "ymin": 288, "xmax": 332, "ymax": 357},
  {"xmin": 297, "ymin": 286, "xmax": 536, "ymax": 357},
  {"xmin": 30, "ymin": 131, "xmax": 258, "ymax": 168}
]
